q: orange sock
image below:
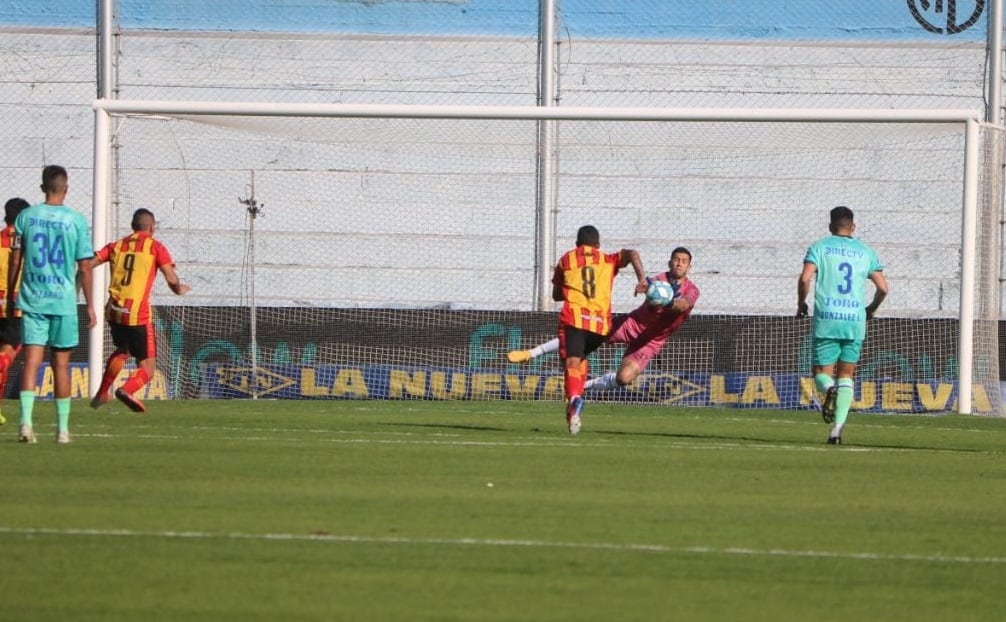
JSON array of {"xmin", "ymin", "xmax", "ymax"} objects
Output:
[
  {"xmin": 120, "ymin": 367, "xmax": 150, "ymax": 396},
  {"xmin": 0, "ymin": 352, "xmax": 13, "ymax": 412},
  {"xmin": 565, "ymin": 364, "xmax": 585, "ymax": 401},
  {"xmin": 99, "ymin": 352, "xmax": 129, "ymax": 397}
]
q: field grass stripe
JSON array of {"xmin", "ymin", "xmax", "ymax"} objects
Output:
[
  {"xmin": 2, "ymin": 525, "xmax": 1003, "ymax": 565},
  {"xmin": 68, "ymin": 431, "xmax": 942, "ymax": 453}
]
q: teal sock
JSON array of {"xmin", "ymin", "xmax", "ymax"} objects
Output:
[
  {"xmin": 19, "ymin": 390, "xmax": 36, "ymax": 427},
  {"xmin": 835, "ymin": 378, "xmax": 855, "ymax": 428},
  {"xmin": 56, "ymin": 398, "xmax": 71, "ymax": 433},
  {"xmin": 814, "ymin": 373, "xmax": 834, "ymax": 395}
]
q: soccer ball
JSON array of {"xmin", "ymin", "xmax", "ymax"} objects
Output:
[{"xmin": 645, "ymin": 279, "xmax": 675, "ymax": 307}]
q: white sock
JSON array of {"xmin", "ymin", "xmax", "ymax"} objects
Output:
[
  {"xmin": 529, "ymin": 338, "xmax": 560, "ymax": 358},
  {"xmin": 585, "ymin": 372, "xmax": 617, "ymax": 391}
]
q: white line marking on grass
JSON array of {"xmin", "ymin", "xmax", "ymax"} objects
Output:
[{"xmin": 1, "ymin": 526, "xmax": 1003, "ymax": 565}]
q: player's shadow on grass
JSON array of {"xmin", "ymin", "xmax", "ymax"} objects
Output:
[
  {"xmin": 595, "ymin": 429, "xmax": 991, "ymax": 453},
  {"xmin": 596, "ymin": 428, "xmax": 784, "ymax": 445},
  {"xmin": 380, "ymin": 422, "xmax": 511, "ymax": 433}
]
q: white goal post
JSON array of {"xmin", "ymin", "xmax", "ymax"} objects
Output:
[{"xmin": 89, "ymin": 99, "xmax": 1001, "ymax": 415}]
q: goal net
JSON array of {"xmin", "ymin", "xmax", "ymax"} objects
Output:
[{"xmin": 93, "ymin": 102, "xmax": 1004, "ymax": 415}]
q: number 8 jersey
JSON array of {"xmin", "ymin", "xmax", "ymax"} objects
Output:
[
  {"xmin": 95, "ymin": 232, "xmax": 174, "ymax": 326},
  {"xmin": 803, "ymin": 234, "xmax": 883, "ymax": 341},
  {"xmin": 553, "ymin": 245, "xmax": 622, "ymax": 336}
]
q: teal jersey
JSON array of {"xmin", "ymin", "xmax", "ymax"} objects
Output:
[
  {"xmin": 14, "ymin": 203, "xmax": 94, "ymax": 315},
  {"xmin": 804, "ymin": 234, "xmax": 883, "ymax": 341}
]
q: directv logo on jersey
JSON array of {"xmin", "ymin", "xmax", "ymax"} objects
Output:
[
  {"xmin": 24, "ymin": 217, "xmax": 73, "ymax": 231},
  {"xmin": 823, "ymin": 247, "xmax": 864, "ymax": 259}
]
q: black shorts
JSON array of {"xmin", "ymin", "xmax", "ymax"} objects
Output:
[
  {"xmin": 110, "ymin": 322, "xmax": 156, "ymax": 360},
  {"xmin": 0, "ymin": 316, "xmax": 22, "ymax": 348},
  {"xmin": 558, "ymin": 325, "xmax": 607, "ymax": 360}
]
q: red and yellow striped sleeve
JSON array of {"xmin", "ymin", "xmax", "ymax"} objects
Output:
[{"xmin": 0, "ymin": 225, "xmax": 21, "ymax": 318}]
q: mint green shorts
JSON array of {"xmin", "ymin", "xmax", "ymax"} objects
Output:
[
  {"xmin": 21, "ymin": 312, "xmax": 79, "ymax": 350},
  {"xmin": 812, "ymin": 337, "xmax": 863, "ymax": 367}
]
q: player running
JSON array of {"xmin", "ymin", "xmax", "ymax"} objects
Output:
[{"xmin": 90, "ymin": 208, "xmax": 190, "ymax": 413}]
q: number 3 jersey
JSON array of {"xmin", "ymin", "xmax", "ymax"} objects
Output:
[
  {"xmin": 13, "ymin": 203, "xmax": 94, "ymax": 316},
  {"xmin": 803, "ymin": 234, "xmax": 883, "ymax": 341},
  {"xmin": 553, "ymin": 245, "xmax": 622, "ymax": 335},
  {"xmin": 95, "ymin": 232, "xmax": 174, "ymax": 326}
]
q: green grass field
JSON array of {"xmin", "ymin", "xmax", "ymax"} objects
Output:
[{"xmin": 2, "ymin": 399, "xmax": 1005, "ymax": 621}]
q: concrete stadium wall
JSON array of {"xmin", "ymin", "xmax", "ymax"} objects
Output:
[{"xmin": 0, "ymin": 0, "xmax": 995, "ymax": 315}]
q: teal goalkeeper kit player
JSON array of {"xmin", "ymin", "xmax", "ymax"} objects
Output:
[
  {"xmin": 804, "ymin": 234, "xmax": 883, "ymax": 343},
  {"xmin": 14, "ymin": 203, "xmax": 94, "ymax": 345}
]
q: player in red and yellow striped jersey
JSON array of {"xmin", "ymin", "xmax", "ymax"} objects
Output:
[
  {"xmin": 0, "ymin": 197, "xmax": 29, "ymax": 425},
  {"xmin": 552, "ymin": 225, "xmax": 646, "ymax": 434},
  {"xmin": 90, "ymin": 209, "xmax": 190, "ymax": 413}
]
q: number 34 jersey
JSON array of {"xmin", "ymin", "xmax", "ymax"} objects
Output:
[
  {"xmin": 13, "ymin": 203, "xmax": 94, "ymax": 316},
  {"xmin": 95, "ymin": 232, "xmax": 174, "ymax": 326},
  {"xmin": 803, "ymin": 234, "xmax": 883, "ymax": 341}
]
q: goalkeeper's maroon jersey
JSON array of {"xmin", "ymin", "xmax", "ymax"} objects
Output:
[{"xmin": 626, "ymin": 273, "xmax": 700, "ymax": 341}]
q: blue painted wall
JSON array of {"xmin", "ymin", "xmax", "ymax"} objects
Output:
[{"xmin": 0, "ymin": 0, "xmax": 988, "ymax": 40}]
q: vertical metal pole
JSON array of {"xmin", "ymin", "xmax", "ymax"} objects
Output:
[
  {"xmin": 988, "ymin": 0, "xmax": 1005, "ymax": 416},
  {"xmin": 534, "ymin": 0, "xmax": 558, "ymax": 310},
  {"xmin": 97, "ymin": 0, "xmax": 114, "ymax": 100},
  {"xmin": 959, "ymin": 118, "xmax": 980, "ymax": 414},
  {"xmin": 89, "ymin": 108, "xmax": 111, "ymax": 398},
  {"xmin": 989, "ymin": 0, "xmax": 1003, "ymax": 125},
  {"xmin": 241, "ymin": 172, "xmax": 261, "ymax": 399},
  {"xmin": 89, "ymin": 0, "xmax": 115, "ymax": 397},
  {"xmin": 249, "ymin": 213, "xmax": 258, "ymax": 399}
]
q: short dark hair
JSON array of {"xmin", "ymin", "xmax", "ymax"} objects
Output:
[
  {"xmin": 4, "ymin": 197, "xmax": 29, "ymax": 226},
  {"xmin": 575, "ymin": 225, "xmax": 600, "ymax": 247},
  {"xmin": 671, "ymin": 246, "xmax": 692, "ymax": 262},
  {"xmin": 131, "ymin": 208, "xmax": 156, "ymax": 231},
  {"xmin": 830, "ymin": 206, "xmax": 855, "ymax": 227},
  {"xmin": 41, "ymin": 164, "xmax": 68, "ymax": 194}
]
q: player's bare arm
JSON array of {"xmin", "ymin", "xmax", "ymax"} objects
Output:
[
  {"xmin": 161, "ymin": 264, "xmax": 191, "ymax": 296},
  {"xmin": 77, "ymin": 257, "xmax": 96, "ymax": 329},
  {"xmin": 865, "ymin": 270, "xmax": 889, "ymax": 320},
  {"xmin": 6, "ymin": 246, "xmax": 21, "ymax": 317},
  {"xmin": 667, "ymin": 294, "xmax": 692, "ymax": 314},
  {"xmin": 796, "ymin": 261, "xmax": 816, "ymax": 317},
  {"xmin": 618, "ymin": 249, "xmax": 647, "ymax": 295}
]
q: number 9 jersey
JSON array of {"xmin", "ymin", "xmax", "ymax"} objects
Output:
[{"xmin": 95, "ymin": 232, "xmax": 174, "ymax": 326}]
